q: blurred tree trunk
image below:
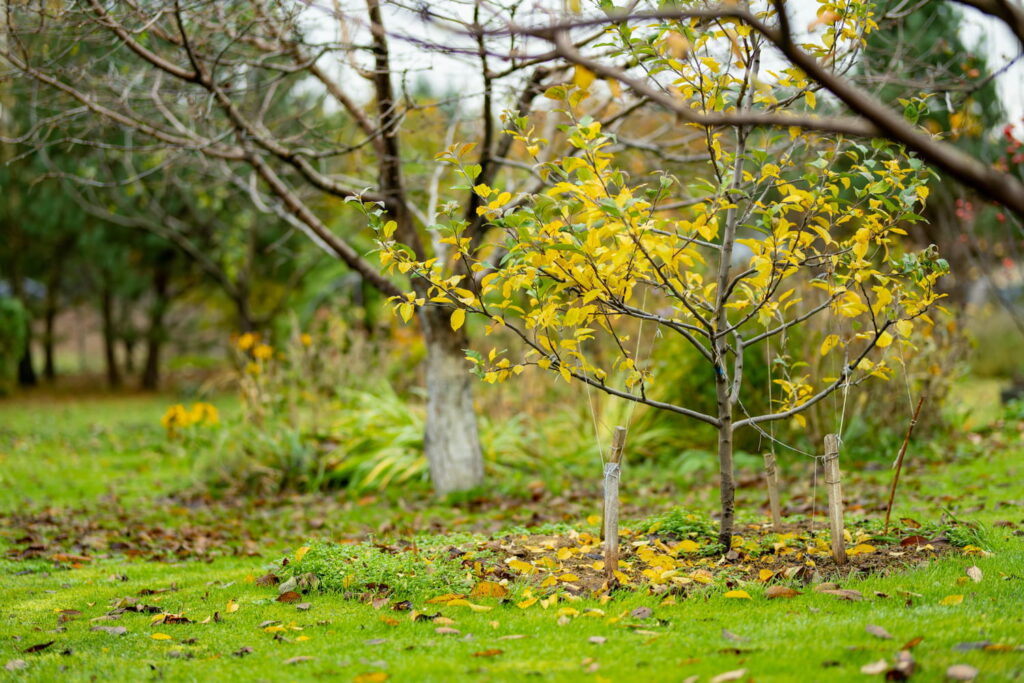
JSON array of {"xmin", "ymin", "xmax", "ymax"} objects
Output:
[
  {"xmin": 42, "ymin": 254, "xmax": 64, "ymax": 382},
  {"xmin": 141, "ymin": 251, "xmax": 172, "ymax": 391},
  {"xmin": 100, "ymin": 280, "xmax": 121, "ymax": 389}
]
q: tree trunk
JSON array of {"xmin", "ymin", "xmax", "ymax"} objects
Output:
[
  {"xmin": 122, "ymin": 338, "xmax": 136, "ymax": 374},
  {"xmin": 419, "ymin": 306, "xmax": 484, "ymax": 495},
  {"xmin": 43, "ymin": 298, "xmax": 57, "ymax": 382},
  {"xmin": 100, "ymin": 284, "xmax": 121, "ymax": 389},
  {"xmin": 141, "ymin": 252, "xmax": 172, "ymax": 391},
  {"xmin": 42, "ymin": 247, "xmax": 66, "ymax": 383},
  {"xmin": 715, "ymin": 372, "xmax": 735, "ymax": 549}
]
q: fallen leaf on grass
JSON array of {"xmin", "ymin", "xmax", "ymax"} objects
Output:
[
  {"xmin": 294, "ymin": 546, "xmax": 311, "ymax": 563},
  {"xmin": 939, "ymin": 594, "xmax": 964, "ymax": 606},
  {"xmin": 765, "ymin": 586, "xmax": 801, "ymax": 599},
  {"xmin": 5, "ymin": 660, "xmax": 27, "ymax": 672},
  {"xmin": 866, "ymin": 625, "xmax": 894, "ymax": 640},
  {"xmin": 233, "ymin": 646, "xmax": 254, "ymax": 657},
  {"xmin": 721, "ymin": 629, "xmax": 748, "ymax": 643},
  {"xmin": 819, "ymin": 589, "xmax": 863, "ymax": 601},
  {"xmin": 296, "ymin": 603, "xmax": 312, "ymax": 611},
  {"xmin": 468, "ymin": 581, "xmax": 507, "ymax": 598},
  {"xmin": 434, "ymin": 627, "xmax": 460, "ymax": 635},
  {"xmin": 888, "ymin": 650, "xmax": 915, "ymax": 680},
  {"xmin": 861, "ymin": 659, "xmax": 889, "ymax": 675},
  {"xmin": 277, "ymin": 591, "xmax": 302, "ymax": 603},
  {"xmin": 946, "ymin": 664, "xmax": 979, "ymax": 681},
  {"xmin": 22, "ymin": 641, "xmax": 55, "ymax": 654},
  {"xmin": 588, "ymin": 636, "xmax": 606, "ymax": 644},
  {"xmin": 226, "ymin": 600, "xmax": 240, "ymax": 613},
  {"xmin": 255, "ymin": 573, "xmax": 279, "ymax": 587},
  {"xmin": 966, "ymin": 566, "xmax": 982, "ymax": 583},
  {"xmin": 472, "ymin": 649, "xmax": 503, "ymax": 657},
  {"xmin": 91, "ymin": 626, "xmax": 127, "ymax": 636},
  {"xmin": 427, "ymin": 593, "xmax": 465, "ymax": 604},
  {"xmin": 446, "ymin": 599, "xmax": 493, "ymax": 612},
  {"xmin": 901, "ymin": 637, "xmax": 923, "ymax": 650},
  {"xmin": 284, "ymin": 656, "xmax": 314, "ymax": 665},
  {"xmin": 151, "ymin": 633, "xmax": 172, "ymax": 641},
  {"xmin": 496, "ymin": 635, "xmax": 527, "ymax": 641},
  {"xmin": 353, "ymin": 673, "xmax": 388, "ymax": 683},
  {"xmin": 630, "ymin": 606, "xmax": 653, "ymax": 619},
  {"xmin": 709, "ymin": 668, "xmax": 747, "ymax": 683},
  {"xmin": 723, "ymin": 590, "xmax": 751, "ymax": 600}
]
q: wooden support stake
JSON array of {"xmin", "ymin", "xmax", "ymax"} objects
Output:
[
  {"xmin": 603, "ymin": 426, "xmax": 627, "ymax": 582},
  {"xmin": 763, "ymin": 452, "xmax": 782, "ymax": 528},
  {"xmin": 883, "ymin": 394, "xmax": 926, "ymax": 535},
  {"xmin": 823, "ymin": 434, "xmax": 846, "ymax": 565}
]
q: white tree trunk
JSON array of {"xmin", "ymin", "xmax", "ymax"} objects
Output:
[{"xmin": 421, "ymin": 308, "xmax": 485, "ymax": 495}]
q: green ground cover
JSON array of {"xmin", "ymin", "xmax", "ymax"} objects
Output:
[{"xmin": 1, "ymin": 393, "xmax": 1022, "ymax": 682}]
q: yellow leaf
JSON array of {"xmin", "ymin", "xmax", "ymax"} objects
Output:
[
  {"xmin": 450, "ymin": 308, "xmax": 466, "ymax": 331},
  {"xmin": 507, "ymin": 559, "xmax": 536, "ymax": 574},
  {"xmin": 939, "ymin": 594, "xmax": 964, "ymax": 606},
  {"xmin": 427, "ymin": 593, "xmax": 465, "ymax": 604},
  {"xmin": 758, "ymin": 569, "xmax": 774, "ymax": 582},
  {"xmin": 895, "ymin": 320, "xmax": 913, "ymax": 338},
  {"xmin": 295, "ymin": 546, "xmax": 311, "ymax": 563},
  {"xmin": 846, "ymin": 543, "xmax": 876, "ymax": 556},
  {"xmin": 559, "ymin": 574, "xmax": 579, "ymax": 583},
  {"xmin": 573, "ymin": 65, "xmax": 596, "ymax": 91},
  {"xmin": 354, "ymin": 673, "xmax": 389, "ymax": 683},
  {"xmin": 805, "ymin": 90, "xmax": 817, "ymax": 109},
  {"xmin": 517, "ymin": 598, "xmax": 538, "ymax": 609},
  {"xmin": 469, "ymin": 581, "xmax": 508, "ymax": 599},
  {"xmin": 296, "ymin": 635, "xmax": 311, "ymax": 641},
  {"xmin": 820, "ymin": 334, "xmax": 840, "ymax": 357},
  {"xmin": 724, "ymin": 590, "xmax": 752, "ymax": 600},
  {"xmin": 676, "ymin": 540, "xmax": 700, "ymax": 553},
  {"xmin": 150, "ymin": 633, "xmax": 172, "ymax": 641},
  {"xmin": 226, "ymin": 600, "xmax": 240, "ymax": 613}
]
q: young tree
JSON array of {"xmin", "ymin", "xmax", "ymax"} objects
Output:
[{"xmin": 370, "ymin": 29, "xmax": 948, "ymax": 546}]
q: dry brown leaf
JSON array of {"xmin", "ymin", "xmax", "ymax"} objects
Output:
[
  {"xmin": 866, "ymin": 624, "xmax": 894, "ymax": 640},
  {"xmin": 765, "ymin": 586, "xmax": 801, "ymax": 599},
  {"xmin": 277, "ymin": 591, "xmax": 301, "ymax": 604},
  {"xmin": 820, "ymin": 589, "xmax": 864, "ymax": 601},
  {"xmin": 472, "ymin": 649, "xmax": 503, "ymax": 657}
]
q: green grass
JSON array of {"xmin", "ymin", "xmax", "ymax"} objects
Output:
[{"xmin": 0, "ymin": 392, "xmax": 1022, "ymax": 681}]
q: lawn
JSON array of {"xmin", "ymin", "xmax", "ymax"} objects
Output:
[{"xmin": 1, "ymin": 393, "xmax": 1022, "ymax": 682}]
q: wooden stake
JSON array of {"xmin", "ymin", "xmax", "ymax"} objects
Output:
[
  {"xmin": 883, "ymin": 394, "xmax": 926, "ymax": 535},
  {"xmin": 603, "ymin": 426, "xmax": 627, "ymax": 582},
  {"xmin": 823, "ymin": 434, "xmax": 846, "ymax": 565},
  {"xmin": 763, "ymin": 452, "xmax": 782, "ymax": 528}
]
